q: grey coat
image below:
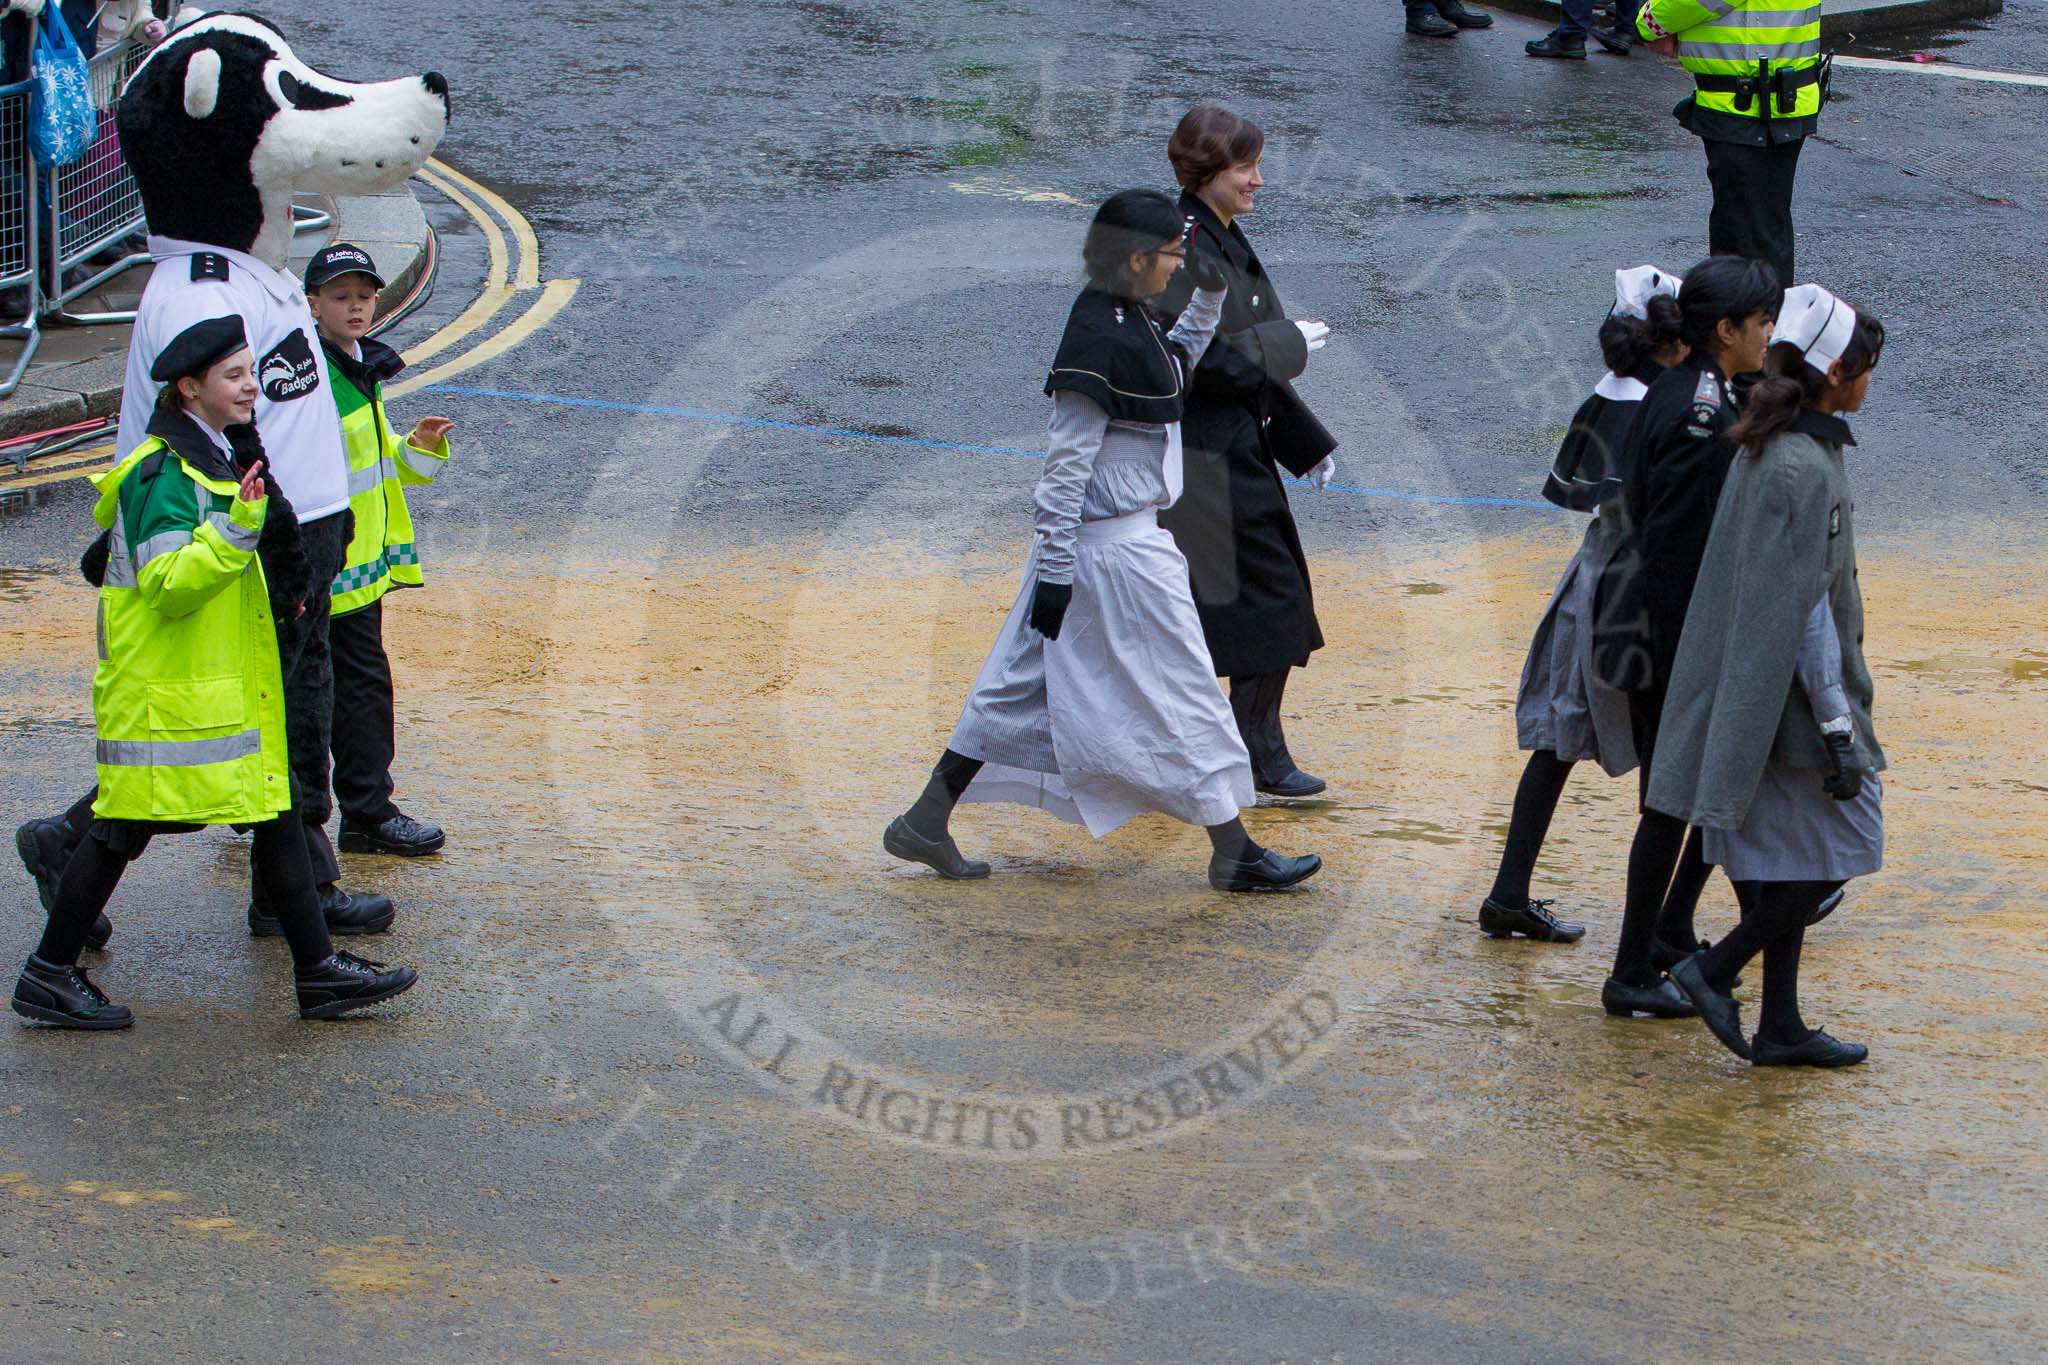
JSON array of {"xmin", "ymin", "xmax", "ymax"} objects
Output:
[{"xmin": 1647, "ymin": 412, "xmax": 1885, "ymax": 830}]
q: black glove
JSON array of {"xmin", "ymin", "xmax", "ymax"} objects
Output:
[
  {"xmin": 1821, "ymin": 730, "xmax": 1862, "ymax": 801},
  {"xmin": 1029, "ymin": 580, "xmax": 1072, "ymax": 641},
  {"xmin": 1186, "ymin": 244, "xmax": 1227, "ymax": 294},
  {"xmin": 223, "ymin": 421, "xmax": 266, "ymax": 474},
  {"xmin": 79, "ymin": 528, "xmax": 112, "ymax": 588}
]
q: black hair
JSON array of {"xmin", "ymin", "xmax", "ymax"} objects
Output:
[
  {"xmin": 1599, "ymin": 294, "xmax": 1684, "ymax": 377},
  {"xmin": 1727, "ymin": 306, "xmax": 1886, "ymax": 455},
  {"xmin": 1082, "ymin": 189, "xmax": 1184, "ymax": 297},
  {"xmin": 155, "ymin": 381, "xmax": 187, "ymax": 415},
  {"xmin": 1677, "ymin": 255, "xmax": 1783, "ymax": 357}
]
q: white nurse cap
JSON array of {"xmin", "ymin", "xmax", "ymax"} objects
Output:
[
  {"xmin": 1773, "ymin": 284, "xmax": 1858, "ymax": 373},
  {"xmin": 1611, "ymin": 265, "xmax": 1678, "ymax": 320}
]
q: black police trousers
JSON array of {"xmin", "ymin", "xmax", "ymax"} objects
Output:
[
  {"xmin": 255, "ymin": 510, "xmax": 349, "ymax": 899},
  {"xmin": 1703, "ymin": 135, "xmax": 1804, "ymax": 285}
]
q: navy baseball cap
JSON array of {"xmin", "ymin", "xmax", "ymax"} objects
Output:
[{"xmin": 303, "ymin": 242, "xmax": 386, "ymax": 291}]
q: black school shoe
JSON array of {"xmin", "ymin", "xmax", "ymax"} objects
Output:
[
  {"xmin": 1406, "ymin": 6, "xmax": 1460, "ymax": 35},
  {"xmin": 1210, "ymin": 850, "xmax": 1322, "ymax": 892},
  {"xmin": 250, "ymin": 885, "xmax": 396, "ymax": 938},
  {"xmin": 339, "ymin": 812, "xmax": 446, "ymax": 856},
  {"xmin": 1671, "ymin": 952, "xmax": 1751, "ymax": 1060},
  {"xmin": 883, "ymin": 817, "xmax": 991, "ymax": 880},
  {"xmin": 1601, "ymin": 975, "xmax": 1697, "ymax": 1018},
  {"xmin": 1653, "ymin": 935, "xmax": 1740, "ymax": 989},
  {"xmin": 295, "ymin": 950, "xmax": 419, "ymax": 1021},
  {"xmin": 16, "ymin": 818, "xmax": 112, "ymax": 950},
  {"xmin": 1477, "ymin": 896, "xmax": 1585, "ymax": 943},
  {"xmin": 1752, "ymin": 1028, "xmax": 1868, "ymax": 1068},
  {"xmin": 11, "ymin": 955, "xmax": 133, "ymax": 1029},
  {"xmin": 1591, "ymin": 22, "xmax": 1634, "ymax": 53}
]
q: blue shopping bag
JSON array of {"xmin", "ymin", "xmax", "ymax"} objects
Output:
[{"xmin": 28, "ymin": 15, "xmax": 96, "ymax": 167}]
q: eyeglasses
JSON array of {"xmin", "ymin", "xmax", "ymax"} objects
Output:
[{"xmin": 1150, "ymin": 247, "xmax": 1187, "ymax": 261}]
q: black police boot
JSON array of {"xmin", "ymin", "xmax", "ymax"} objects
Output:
[
  {"xmin": 1600, "ymin": 975, "xmax": 1698, "ymax": 1018},
  {"xmin": 1478, "ymin": 896, "xmax": 1586, "ymax": 943},
  {"xmin": 249, "ymin": 884, "xmax": 397, "ymax": 938},
  {"xmin": 1591, "ymin": 22, "xmax": 1634, "ymax": 53},
  {"xmin": 1406, "ymin": 4, "xmax": 1460, "ymax": 36},
  {"xmin": 339, "ymin": 812, "xmax": 446, "ymax": 857},
  {"xmin": 12, "ymin": 955, "xmax": 133, "ymax": 1029},
  {"xmin": 1209, "ymin": 850, "xmax": 1322, "ymax": 892},
  {"xmin": 883, "ymin": 816, "xmax": 991, "ymax": 880},
  {"xmin": 295, "ymin": 950, "xmax": 418, "ymax": 1021},
  {"xmin": 1434, "ymin": 0, "xmax": 1495, "ymax": 26},
  {"xmin": 16, "ymin": 818, "xmax": 112, "ymax": 949},
  {"xmin": 1526, "ymin": 28, "xmax": 1588, "ymax": 57}
]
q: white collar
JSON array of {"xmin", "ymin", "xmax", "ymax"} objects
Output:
[
  {"xmin": 1593, "ymin": 371, "xmax": 1649, "ymax": 403},
  {"xmin": 148, "ymin": 235, "xmax": 303, "ymax": 307},
  {"xmin": 186, "ymin": 412, "xmax": 235, "ymax": 456}
]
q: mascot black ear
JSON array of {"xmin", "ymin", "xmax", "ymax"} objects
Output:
[{"xmin": 183, "ymin": 48, "xmax": 222, "ymax": 118}]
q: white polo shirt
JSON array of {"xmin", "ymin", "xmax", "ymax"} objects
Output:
[{"xmin": 118, "ymin": 237, "xmax": 350, "ymax": 523}]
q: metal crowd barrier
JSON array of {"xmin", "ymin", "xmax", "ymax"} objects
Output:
[
  {"xmin": 0, "ymin": 63, "xmax": 41, "ymax": 398},
  {"xmin": 41, "ymin": 31, "xmax": 152, "ymax": 325}
]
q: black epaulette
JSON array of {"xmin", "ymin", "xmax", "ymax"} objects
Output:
[
  {"xmin": 134, "ymin": 450, "xmax": 169, "ymax": 484},
  {"xmin": 191, "ymin": 253, "xmax": 231, "ymax": 283}
]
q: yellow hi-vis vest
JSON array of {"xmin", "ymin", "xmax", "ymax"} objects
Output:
[
  {"xmin": 1638, "ymin": 0, "xmax": 1824, "ymax": 122},
  {"xmin": 328, "ymin": 349, "xmax": 449, "ymax": 617},
  {"xmin": 90, "ymin": 436, "xmax": 291, "ymax": 825}
]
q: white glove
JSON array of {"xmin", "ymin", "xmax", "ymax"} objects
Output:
[
  {"xmin": 1295, "ymin": 320, "xmax": 1330, "ymax": 353},
  {"xmin": 5, "ymin": 0, "xmax": 49, "ymax": 17},
  {"xmin": 1309, "ymin": 456, "xmax": 1336, "ymax": 491}
]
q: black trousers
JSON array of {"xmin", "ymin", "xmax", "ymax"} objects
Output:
[
  {"xmin": 328, "ymin": 598, "xmax": 401, "ymax": 826},
  {"xmin": 253, "ymin": 511, "xmax": 349, "ymax": 899},
  {"xmin": 1702, "ymin": 135, "xmax": 1803, "ymax": 285},
  {"xmin": 1229, "ymin": 670, "xmax": 1297, "ymax": 783}
]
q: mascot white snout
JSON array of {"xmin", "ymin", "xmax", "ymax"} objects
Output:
[{"xmin": 118, "ymin": 12, "xmax": 450, "ymax": 267}]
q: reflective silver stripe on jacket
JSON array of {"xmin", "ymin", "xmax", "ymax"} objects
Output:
[
  {"xmin": 131, "ymin": 528, "xmax": 191, "ymax": 569},
  {"xmin": 103, "ymin": 505, "xmax": 139, "ymax": 588},
  {"xmin": 1682, "ymin": 37, "xmax": 1820, "ymax": 58},
  {"xmin": 206, "ymin": 509, "xmax": 260, "ymax": 552},
  {"xmin": 1708, "ymin": 4, "xmax": 1819, "ymax": 27},
  {"xmin": 397, "ymin": 443, "xmax": 443, "ymax": 479},
  {"xmin": 97, "ymin": 729, "xmax": 262, "ymax": 768},
  {"xmin": 346, "ymin": 456, "xmax": 400, "ymax": 497}
]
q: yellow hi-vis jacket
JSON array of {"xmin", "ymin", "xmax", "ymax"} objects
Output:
[
  {"xmin": 325, "ymin": 334, "xmax": 450, "ymax": 617},
  {"xmin": 1638, "ymin": 0, "xmax": 1825, "ymax": 133},
  {"xmin": 90, "ymin": 410, "xmax": 290, "ymax": 825}
]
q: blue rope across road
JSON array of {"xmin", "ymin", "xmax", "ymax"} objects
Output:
[{"xmin": 423, "ymin": 383, "xmax": 1555, "ymax": 510}]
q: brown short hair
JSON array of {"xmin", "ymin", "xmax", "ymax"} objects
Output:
[{"xmin": 1168, "ymin": 105, "xmax": 1265, "ymax": 190}]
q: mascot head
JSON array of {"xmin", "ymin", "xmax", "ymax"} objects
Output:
[{"xmin": 117, "ymin": 11, "xmax": 450, "ymax": 268}]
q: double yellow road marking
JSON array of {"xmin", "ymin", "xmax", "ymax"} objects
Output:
[{"xmin": 388, "ymin": 158, "xmax": 581, "ymax": 400}]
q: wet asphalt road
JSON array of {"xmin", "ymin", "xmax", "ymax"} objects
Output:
[{"xmin": 3, "ymin": 2, "xmax": 2047, "ymax": 1361}]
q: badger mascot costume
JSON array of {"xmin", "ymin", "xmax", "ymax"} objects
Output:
[{"xmin": 13, "ymin": 10, "xmax": 449, "ymax": 943}]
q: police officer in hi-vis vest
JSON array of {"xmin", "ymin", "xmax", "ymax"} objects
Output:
[{"xmin": 1637, "ymin": 0, "xmax": 1827, "ymax": 283}]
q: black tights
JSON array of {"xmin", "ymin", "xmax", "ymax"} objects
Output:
[
  {"xmin": 35, "ymin": 817, "xmax": 334, "ymax": 971},
  {"xmin": 1697, "ymin": 879, "xmax": 1840, "ymax": 1046},
  {"xmin": 903, "ymin": 749, "xmax": 1261, "ymax": 859},
  {"xmin": 1491, "ymin": 751, "xmax": 1710, "ymax": 945},
  {"xmin": 1610, "ymin": 809, "xmax": 1715, "ymax": 987}
]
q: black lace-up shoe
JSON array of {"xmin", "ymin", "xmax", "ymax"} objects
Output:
[
  {"xmin": 1209, "ymin": 850, "xmax": 1322, "ymax": 892},
  {"xmin": 250, "ymin": 885, "xmax": 396, "ymax": 938},
  {"xmin": 1752, "ymin": 1028, "xmax": 1867, "ymax": 1068},
  {"xmin": 883, "ymin": 817, "xmax": 991, "ymax": 879},
  {"xmin": 295, "ymin": 950, "xmax": 419, "ymax": 1020},
  {"xmin": 12, "ymin": 955, "xmax": 133, "ymax": 1029},
  {"xmin": 1477, "ymin": 896, "xmax": 1586, "ymax": 942},
  {"xmin": 1591, "ymin": 22, "xmax": 1634, "ymax": 53},
  {"xmin": 1526, "ymin": 29, "xmax": 1588, "ymax": 58},
  {"xmin": 1654, "ymin": 935, "xmax": 1740, "ymax": 988},
  {"xmin": 1601, "ymin": 976, "xmax": 1698, "ymax": 1018},
  {"xmin": 1672, "ymin": 952, "xmax": 1751, "ymax": 1060},
  {"xmin": 339, "ymin": 812, "xmax": 446, "ymax": 856},
  {"xmin": 16, "ymin": 819, "xmax": 110, "ymax": 949}
]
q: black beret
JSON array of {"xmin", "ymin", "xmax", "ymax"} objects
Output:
[{"xmin": 150, "ymin": 315, "xmax": 249, "ymax": 383}]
